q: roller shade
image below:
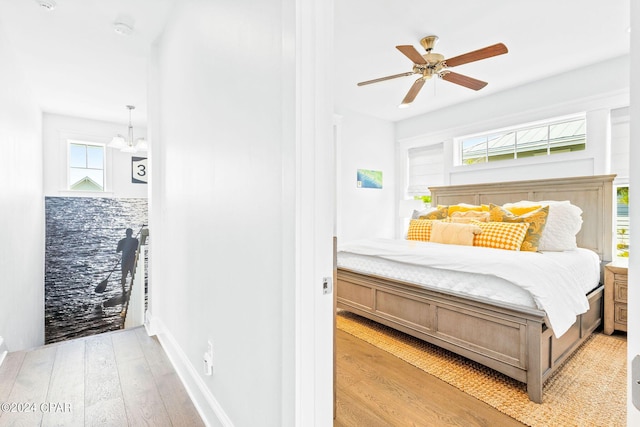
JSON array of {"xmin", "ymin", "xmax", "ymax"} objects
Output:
[{"xmin": 407, "ymin": 143, "xmax": 443, "ymax": 195}]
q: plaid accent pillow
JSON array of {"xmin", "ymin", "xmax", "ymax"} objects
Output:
[
  {"xmin": 489, "ymin": 204, "xmax": 549, "ymax": 252},
  {"xmin": 471, "ymin": 220, "xmax": 530, "ymax": 251},
  {"xmin": 407, "ymin": 219, "xmax": 437, "ymax": 241}
]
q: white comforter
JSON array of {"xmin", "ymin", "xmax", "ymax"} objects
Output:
[{"xmin": 337, "ymin": 238, "xmax": 601, "ymax": 338}]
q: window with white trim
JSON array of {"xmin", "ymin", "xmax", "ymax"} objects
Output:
[
  {"xmin": 457, "ymin": 115, "xmax": 586, "ymax": 165},
  {"xmin": 611, "ymin": 106, "xmax": 630, "ymax": 258},
  {"xmin": 407, "ymin": 143, "xmax": 443, "ymax": 202},
  {"xmin": 68, "ymin": 141, "xmax": 105, "ymax": 191}
]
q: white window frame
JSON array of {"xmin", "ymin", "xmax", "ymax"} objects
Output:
[
  {"xmin": 67, "ymin": 139, "xmax": 106, "ymax": 191},
  {"xmin": 454, "ymin": 113, "xmax": 587, "ymax": 166}
]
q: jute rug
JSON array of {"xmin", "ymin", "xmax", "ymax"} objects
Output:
[{"xmin": 337, "ymin": 311, "xmax": 626, "ymax": 427}]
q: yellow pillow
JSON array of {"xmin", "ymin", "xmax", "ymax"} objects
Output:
[
  {"xmin": 504, "ymin": 204, "xmax": 542, "ymax": 216},
  {"xmin": 450, "ymin": 210, "xmax": 490, "ymax": 223},
  {"xmin": 438, "ymin": 203, "xmax": 489, "ymax": 214},
  {"xmin": 489, "ymin": 204, "xmax": 549, "ymax": 252},
  {"xmin": 407, "ymin": 219, "xmax": 436, "ymax": 241},
  {"xmin": 418, "ymin": 206, "xmax": 448, "ymax": 220},
  {"xmin": 430, "ymin": 221, "xmax": 482, "ymax": 246},
  {"xmin": 472, "ymin": 220, "xmax": 530, "ymax": 251}
]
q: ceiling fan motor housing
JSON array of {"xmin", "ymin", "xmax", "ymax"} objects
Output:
[{"xmin": 420, "ymin": 35, "xmax": 439, "ymax": 51}]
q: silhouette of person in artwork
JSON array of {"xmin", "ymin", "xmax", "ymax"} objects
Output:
[{"xmin": 117, "ymin": 228, "xmax": 139, "ymax": 295}]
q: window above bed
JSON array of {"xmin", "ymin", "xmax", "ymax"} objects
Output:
[{"xmin": 455, "ymin": 114, "xmax": 586, "ymax": 166}]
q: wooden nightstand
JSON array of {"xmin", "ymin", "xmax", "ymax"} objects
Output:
[{"xmin": 604, "ymin": 259, "xmax": 628, "ymax": 335}]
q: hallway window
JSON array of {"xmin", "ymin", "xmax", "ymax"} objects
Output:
[{"xmin": 69, "ymin": 141, "xmax": 104, "ymax": 191}]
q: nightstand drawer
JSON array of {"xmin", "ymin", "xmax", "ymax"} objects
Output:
[
  {"xmin": 614, "ymin": 281, "xmax": 628, "ymax": 302},
  {"xmin": 615, "ymin": 303, "xmax": 627, "ymax": 324},
  {"xmin": 604, "ymin": 261, "xmax": 628, "ymax": 335}
]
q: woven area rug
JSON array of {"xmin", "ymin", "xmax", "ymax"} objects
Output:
[{"xmin": 337, "ymin": 311, "xmax": 626, "ymax": 427}]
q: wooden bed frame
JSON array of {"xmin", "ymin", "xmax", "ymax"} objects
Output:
[{"xmin": 336, "ymin": 174, "xmax": 615, "ymax": 403}]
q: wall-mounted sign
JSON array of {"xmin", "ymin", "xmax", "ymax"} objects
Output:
[
  {"xmin": 132, "ymin": 157, "xmax": 147, "ymax": 184},
  {"xmin": 357, "ymin": 168, "xmax": 383, "ymax": 189}
]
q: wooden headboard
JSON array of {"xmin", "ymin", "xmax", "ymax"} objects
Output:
[{"xmin": 429, "ymin": 174, "xmax": 616, "ymax": 262}]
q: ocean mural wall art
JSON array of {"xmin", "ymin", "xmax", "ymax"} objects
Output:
[{"xmin": 45, "ymin": 196, "xmax": 148, "ymax": 344}]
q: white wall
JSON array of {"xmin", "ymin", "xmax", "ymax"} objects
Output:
[
  {"xmin": 147, "ymin": 1, "xmax": 334, "ymax": 426},
  {"xmin": 43, "ymin": 113, "xmax": 148, "ymax": 198},
  {"xmin": 0, "ymin": 26, "xmax": 44, "ymax": 351},
  {"xmin": 396, "ymin": 55, "xmax": 629, "ymax": 187},
  {"xmin": 337, "ymin": 111, "xmax": 396, "ymax": 242},
  {"xmin": 627, "ymin": 2, "xmax": 640, "ymax": 425}
]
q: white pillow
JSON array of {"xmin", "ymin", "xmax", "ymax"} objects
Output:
[{"xmin": 502, "ymin": 200, "xmax": 583, "ymax": 251}]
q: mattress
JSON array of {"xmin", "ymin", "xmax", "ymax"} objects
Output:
[{"xmin": 337, "ymin": 238, "xmax": 601, "ymax": 337}]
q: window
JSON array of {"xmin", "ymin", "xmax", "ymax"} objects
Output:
[
  {"xmin": 69, "ymin": 142, "xmax": 105, "ymax": 191},
  {"xmin": 457, "ymin": 116, "xmax": 586, "ymax": 165},
  {"xmin": 616, "ymin": 186, "xmax": 629, "ymax": 258},
  {"xmin": 611, "ymin": 107, "xmax": 630, "ymax": 258},
  {"xmin": 407, "ymin": 143, "xmax": 443, "ymax": 198}
]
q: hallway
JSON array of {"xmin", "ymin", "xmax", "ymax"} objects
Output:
[{"xmin": 0, "ymin": 327, "xmax": 203, "ymax": 426}]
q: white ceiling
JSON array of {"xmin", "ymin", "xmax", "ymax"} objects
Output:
[
  {"xmin": 335, "ymin": 0, "xmax": 630, "ymax": 122},
  {"xmin": 0, "ymin": 0, "xmax": 175, "ymax": 126},
  {"xmin": 0, "ymin": 0, "xmax": 631, "ymax": 126}
]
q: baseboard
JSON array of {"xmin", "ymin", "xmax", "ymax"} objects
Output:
[
  {"xmin": 0, "ymin": 336, "xmax": 8, "ymax": 367},
  {"xmin": 145, "ymin": 312, "xmax": 234, "ymax": 427}
]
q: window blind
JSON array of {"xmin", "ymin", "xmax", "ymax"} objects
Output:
[
  {"xmin": 610, "ymin": 106, "xmax": 629, "ymax": 182},
  {"xmin": 407, "ymin": 143, "xmax": 443, "ymax": 195}
]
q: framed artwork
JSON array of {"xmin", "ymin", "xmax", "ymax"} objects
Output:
[
  {"xmin": 357, "ymin": 169, "xmax": 383, "ymax": 189},
  {"xmin": 132, "ymin": 156, "xmax": 148, "ymax": 184}
]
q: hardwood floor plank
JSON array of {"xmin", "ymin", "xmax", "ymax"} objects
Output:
[
  {"xmin": 134, "ymin": 327, "xmax": 205, "ymax": 426},
  {"xmin": 117, "ymin": 356, "xmax": 172, "ymax": 426},
  {"xmin": 0, "ymin": 327, "xmax": 205, "ymax": 427},
  {"xmin": 112, "ymin": 328, "xmax": 172, "ymax": 426},
  {"xmin": 0, "ymin": 346, "xmax": 56, "ymax": 426},
  {"xmin": 334, "ymin": 329, "xmax": 525, "ymax": 427},
  {"xmin": 84, "ymin": 334, "xmax": 127, "ymax": 425},
  {"xmin": 111, "ymin": 328, "xmax": 145, "ymax": 363},
  {"xmin": 41, "ymin": 339, "xmax": 85, "ymax": 427},
  {"xmin": 133, "ymin": 327, "xmax": 174, "ymax": 377},
  {"xmin": 0, "ymin": 351, "xmax": 25, "ymax": 402}
]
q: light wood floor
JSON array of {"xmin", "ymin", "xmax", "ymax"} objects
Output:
[
  {"xmin": 0, "ymin": 327, "xmax": 204, "ymax": 427},
  {"xmin": 334, "ymin": 328, "xmax": 526, "ymax": 427}
]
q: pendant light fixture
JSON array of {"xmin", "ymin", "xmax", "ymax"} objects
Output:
[{"xmin": 108, "ymin": 105, "xmax": 147, "ymax": 153}]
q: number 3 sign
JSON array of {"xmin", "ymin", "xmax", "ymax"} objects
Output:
[{"xmin": 132, "ymin": 157, "xmax": 148, "ymax": 184}]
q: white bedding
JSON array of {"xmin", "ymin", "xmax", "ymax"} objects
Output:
[{"xmin": 337, "ymin": 238, "xmax": 601, "ymax": 338}]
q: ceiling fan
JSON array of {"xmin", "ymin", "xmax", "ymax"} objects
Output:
[{"xmin": 357, "ymin": 35, "xmax": 508, "ymax": 107}]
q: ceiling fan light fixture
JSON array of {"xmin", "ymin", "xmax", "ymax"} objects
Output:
[
  {"xmin": 358, "ymin": 35, "xmax": 508, "ymax": 106},
  {"xmin": 34, "ymin": 0, "xmax": 56, "ymax": 11}
]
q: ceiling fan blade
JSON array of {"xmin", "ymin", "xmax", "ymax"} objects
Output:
[
  {"xmin": 441, "ymin": 71, "xmax": 488, "ymax": 91},
  {"xmin": 444, "ymin": 43, "xmax": 508, "ymax": 68},
  {"xmin": 396, "ymin": 45, "xmax": 427, "ymax": 64},
  {"xmin": 400, "ymin": 78, "xmax": 426, "ymax": 106},
  {"xmin": 357, "ymin": 72, "xmax": 415, "ymax": 86}
]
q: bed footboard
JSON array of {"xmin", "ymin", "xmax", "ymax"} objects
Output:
[{"xmin": 336, "ymin": 268, "xmax": 604, "ymax": 403}]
